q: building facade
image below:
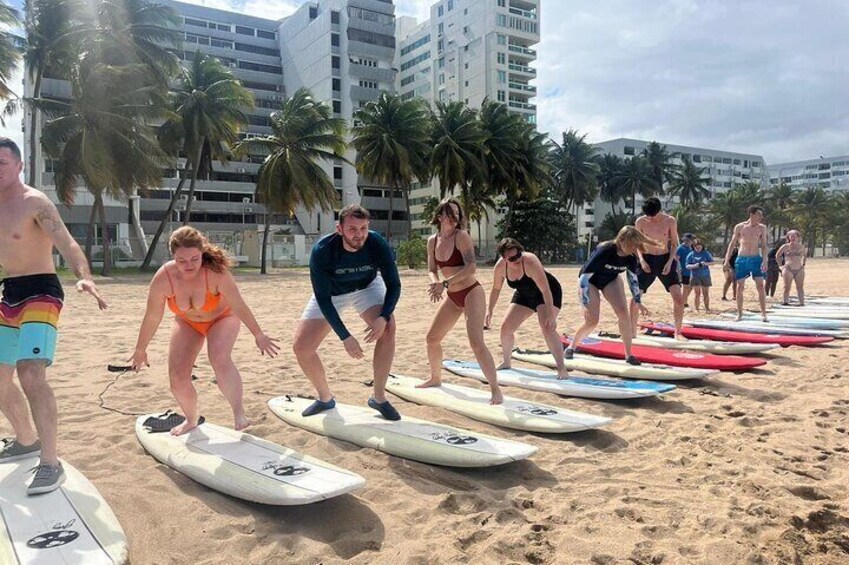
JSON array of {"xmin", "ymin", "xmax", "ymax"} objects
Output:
[
  {"xmin": 587, "ymin": 138, "xmax": 768, "ymax": 239},
  {"xmin": 396, "ymin": 0, "xmax": 540, "ymax": 248},
  {"xmin": 767, "ymin": 156, "xmax": 849, "ymax": 192}
]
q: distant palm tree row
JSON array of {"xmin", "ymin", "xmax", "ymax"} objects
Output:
[{"xmin": 1, "ymin": 0, "xmax": 847, "ymax": 275}]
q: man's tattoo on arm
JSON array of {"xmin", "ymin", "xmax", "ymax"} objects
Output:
[{"xmin": 35, "ymin": 202, "xmax": 63, "ymax": 234}]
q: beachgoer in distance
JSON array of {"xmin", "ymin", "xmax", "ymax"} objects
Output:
[
  {"xmin": 684, "ymin": 239, "xmax": 714, "ymax": 312},
  {"xmin": 421, "ymin": 198, "xmax": 502, "ymax": 404},
  {"xmin": 292, "ymin": 205, "xmax": 402, "ymax": 420},
  {"xmin": 721, "ymin": 246, "xmax": 739, "ymax": 302},
  {"xmin": 765, "ymin": 238, "xmax": 783, "ymax": 298},
  {"xmin": 0, "ymin": 137, "xmax": 107, "ymax": 494},
  {"xmin": 564, "ymin": 226, "xmax": 657, "ymax": 368},
  {"xmin": 129, "ymin": 226, "xmax": 279, "ymax": 435},
  {"xmin": 725, "ymin": 205, "xmax": 769, "ymax": 321},
  {"xmin": 486, "ymin": 238, "xmax": 567, "ymax": 378},
  {"xmin": 777, "ymin": 230, "xmax": 806, "ymax": 306},
  {"xmin": 675, "ymin": 233, "xmax": 694, "ymax": 307},
  {"xmin": 630, "ymin": 197, "xmax": 687, "ymax": 340}
]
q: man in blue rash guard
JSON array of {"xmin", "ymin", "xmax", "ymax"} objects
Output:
[{"xmin": 292, "ymin": 205, "xmax": 402, "ymax": 419}]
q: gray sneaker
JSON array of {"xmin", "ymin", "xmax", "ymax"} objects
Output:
[
  {"xmin": 27, "ymin": 463, "xmax": 65, "ymax": 495},
  {"xmin": 0, "ymin": 439, "xmax": 41, "ymax": 463}
]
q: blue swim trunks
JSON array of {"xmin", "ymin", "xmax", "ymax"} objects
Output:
[
  {"xmin": 735, "ymin": 255, "xmax": 764, "ymax": 280},
  {"xmin": 0, "ymin": 274, "xmax": 64, "ymax": 367}
]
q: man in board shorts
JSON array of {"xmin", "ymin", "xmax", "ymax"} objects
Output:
[
  {"xmin": 725, "ymin": 205, "xmax": 769, "ymax": 321},
  {"xmin": 0, "ymin": 138, "xmax": 107, "ymax": 494},
  {"xmin": 630, "ymin": 197, "xmax": 687, "ymax": 339},
  {"xmin": 292, "ymin": 205, "xmax": 402, "ymax": 420}
]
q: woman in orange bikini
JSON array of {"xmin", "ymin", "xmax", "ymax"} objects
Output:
[
  {"xmin": 421, "ymin": 198, "xmax": 502, "ymax": 404},
  {"xmin": 129, "ymin": 227, "xmax": 279, "ymax": 435}
]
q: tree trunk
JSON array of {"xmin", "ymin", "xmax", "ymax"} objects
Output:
[
  {"xmin": 96, "ymin": 194, "xmax": 111, "ymax": 276},
  {"xmin": 477, "ymin": 219, "xmax": 482, "ymax": 257},
  {"xmin": 28, "ymin": 67, "xmax": 44, "ymax": 187},
  {"xmin": 404, "ymin": 182, "xmax": 412, "ymax": 240},
  {"xmin": 140, "ymin": 166, "xmax": 190, "ymax": 271},
  {"xmin": 84, "ymin": 199, "xmax": 97, "ymax": 269},
  {"xmin": 632, "ymin": 187, "xmax": 637, "ymax": 217},
  {"xmin": 260, "ymin": 214, "xmax": 271, "ymax": 275},
  {"xmin": 386, "ymin": 179, "xmax": 396, "ymax": 241},
  {"xmin": 183, "ymin": 142, "xmax": 204, "ymax": 225}
]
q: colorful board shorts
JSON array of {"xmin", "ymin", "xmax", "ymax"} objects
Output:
[
  {"xmin": 735, "ymin": 255, "xmax": 765, "ymax": 280},
  {"xmin": 0, "ymin": 274, "xmax": 64, "ymax": 366}
]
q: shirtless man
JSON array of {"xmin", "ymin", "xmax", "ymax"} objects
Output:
[
  {"xmin": 0, "ymin": 138, "xmax": 107, "ymax": 494},
  {"xmin": 725, "ymin": 205, "xmax": 769, "ymax": 321},
  {"xmin": 629, "ymin": 197, "xmax": 686, "ymax": 339}
]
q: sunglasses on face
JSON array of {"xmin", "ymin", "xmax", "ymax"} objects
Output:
[{"xmin": 506, "ymin": 251, "xmax": 522, "ymax": 262}]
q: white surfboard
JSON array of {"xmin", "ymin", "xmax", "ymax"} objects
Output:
[
  {"xmin": 0, "ymin": 458, "xmax": 127, "ymax": 565},
  {"xmin": 731, "ymin": 313, "xmax": 849, "ymax": 329},
  {"xmin": 790, "ymin": 297, "xmax": 849, "ymax": 306},
  {"xmin": 135, "ymin": 416, "xmax": 365, "ymax": 505},
  {"xmin": 511, "ymin": 349, "xmax": 719, "ymax": 381},
  {"xmin": 267, "ymin": 396, "xmax": 537, "ymax": 467},
  {"xmin": 442, "ymin": 359, "xmax": 675, "ymax": 399},
  {"xmin": 590, "ymin": 332, "xmax": 778, "ymax": 354},
  {"xmin": 688, "ymin": 319, "xmax": 848, "ymax": 338},
  {"xmin": 766, "ymin": 308, "xmax": 849, "ymax": 320},
  {"xmin": 385, "ymin": 374, "xmax": 612, "ymax": 433}
]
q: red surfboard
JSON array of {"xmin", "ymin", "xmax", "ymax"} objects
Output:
[
  {"xmin": 561, "ymin": 335, "xmax": 767, "ymax": 371},
  {"xmin": 640, "ymin": 322, "xmax": 833, "ymax": 347}
]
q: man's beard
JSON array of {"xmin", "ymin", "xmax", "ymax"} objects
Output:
[{"xmin": 343, "ymin": 234, "xmax": 365, "ymax": 250}]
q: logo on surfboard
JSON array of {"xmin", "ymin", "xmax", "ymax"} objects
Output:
[
  {"xmin": 262, "ymin": 461, "xmax": 311, "ymax": 476},
  {"xmin": 515, "ymin": 405, "xmax": 558, "ymax": 416},
  {"xmin": 27, "ymin": 520, "xmax": 81, "ymax": 549},
  {"xmin": 429, "ymin": 432, "xmax": 478, "ymax": 445}
]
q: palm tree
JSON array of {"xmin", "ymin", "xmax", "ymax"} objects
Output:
[
  {"xmin": 767, "ymin": 181, "xmax": 795, "ymax": 240},
  {"xmin": 615, "ymin": 155, "xmax": 659, "ymax": 216},
  {"xmin": 140, "ymin": 50, "xmax": 252, "ymax": 270},
  {"xmin": 234, "ymin": 88, "xmax": 346, "ymax": 274},
  {"xmin": 708, "ymin": 182, "xmax": 765, "ymax": 250},
  {"xmin": 430, "ymin": 100, "xmax": 485, "ymax": 204},
  {"xmin": 598, "ymin": 209, "xmax": 634, "ymax": 242},
  {"xmin": 35, "ymin": 59, "xmax": 169, "ymax": 275},
  {"xmin": 548, "ymin": 129, "xmax": 599, "ymax": 213},
  {"xmin": 500, "ymin": 125, "xmax": 551, "ymax": 235},
  {"xmin": 596, "ymin": 153, "xmax": 626, "ymax": 213},
  {"xmin": 788, "ymin": 186, "xmax": 829, "ymax": 256},
  {"xmin": 0, "ymin": 2, "xmax": 21, "ymax": 100},
  {"xmin": 476, "ymin": 99, "xmax": 524, "ymax": 195},
  {"xmin": 667, "ymin": 155, "xmax": 711, "ymax": 207},
  {"xmin": 351, "ymin": 92, "xmax": 431, "ymax": 240},
  {"xmin": 642, "ymin": 141, "xmax": 677, "ymax": 195}
]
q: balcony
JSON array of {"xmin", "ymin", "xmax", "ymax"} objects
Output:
[
  {"xmin": 508, "ymin": 63, "xmax": 536, "ymax": 76},
  {"xmin": 508, "ymin": 82, "xmax": 536, "ymax": 94},
  {"xmin": 508, "ymin": 101, "xmax": 536, "ymax": 111},
  {"xmin": 508, "ymin": 44, "xmax": 536, "ymax": 57},
  {"xmin": 508, "ymin": 7, "xmax": 537, "ymax": 19}
]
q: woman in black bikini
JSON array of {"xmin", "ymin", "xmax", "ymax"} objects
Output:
[
  {"xmin": 777, "ymin": 230, "xmax": 806, "ymax": 305},
  {"xmin": 486, "ymin": 238, "xmax": 567, "ymax": 378},
  {"xmin": 421, "ymin": 198, "xmax": 502, "ymax": 404}
]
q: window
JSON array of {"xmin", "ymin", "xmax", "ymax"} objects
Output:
[
  {"xmin": 497, "ymin": 0, "xmax": 506, "ymax": 6},
  {"xmin": 463, "ymin": 25, "xmax": 469, "ymax": 33},
  {"xmin": 438, "ymin": 57, "xmax": 444, "ymax": 68},
  {"xmin": 333, "ymin": 166, "xmax": 343, "ymax": 180},
  {"xmin": 497, "ymin": 14, "xmax": 507, "ymax": 27},
  {"xmin": 359, "ymin": 80, "xmax": 378, "ymax": 89},
  {"xmin": 497, "ymin": 90, "xmax": 505, "ymax": 102},
  {"xmin": 235, "ymin": 25, "xmax": 254, "ymax": 36},
  {"xmin": 400, "ymin": 75, "xmax": 415, "ymax": 86},
  {"xmin": 331, "ymin": 33, "xmax": 340, "ymax": 47},
  {"xmin": 347, "ymin": 7, "xmax": 395, "ymax": 26},
  {"xmin": 497, "ymin": 52, "xmax": 505, "ymax": 64},
  {"xmin": 256, "ymin": 30, "xmax": 275, "ymax": 40},
  {"xmin": 347, "ymin": 28, "xmax": 395, "ymax": 48},
  {"xmin": 211, "ymin": 38, "xmax": 233, "ymax": 49},
  {"xmin": 241, "ymin": 81, "xmax": 281, "ymax": 92},
  {"xmin": 400, "ymin": 34, "xmax": 430, "ymax": 56},
  {"xmin": 332, "ymin": 78, "xmax": 341, "ymax": 91},
  {"xmin": 248, "ymin": 115, "xmax": 271, "ymax": 127},
  {"xmin": 185, "ymin": 18, "xmax": 207, "ymax": 28},
  {"xmin": 438, "ymin": 22, "xmax": 444, "ymax": 35},
  {"xmin": 400, "ymin": 52, "xmax": 429, "ymax": 71},
  {"xmin": 497, "ymin": 70, "xmax": 506, "ymax": 83},
  {"xmin": 332, "ymin": 100, "xmax": 341, "ymax": 113},
  {"xmin": 216, "ymin": 24, "xmax": 230, "ymax": 32},
  {"xmin": 448, "ymin": 0, "xmax": 453, "ymax": 10},
  {"xmin": 235, "ymin": 43, "xmax": 278, "ymax": 56},
  {"xmin": 309, "ymin": 6, "xmax": 318, "ymax": 19},
  {"xmin": 238, "ymin": 61, "xmax": 282, "ymax": 74},
  {"xmin": 331, "ymin": 10, "xmax": 340, "ymax": 24},
  {"xmin": 624, "ymin": 146, "xmax": 636, "ymax": 156},
  {"xmin": 464, "ymin": 62, "xmax": 468, "ymax": 69},
  {"xmin": 464, "ymin": 8, "xmax": 468, "ymax": 15},
  {"xmin": 332, "ymin": 55, "xmax": 340, "ymax": 69},
  {"xmin": 464, "ymin": 80, "xmax": 468, "ymax": 87},
  {"xmin": 733, "ymin": 159, "xmax": 741, "ymax": 165},
  {"xmin": 437, "ymin": 5, "xmax": 443, "ymax": 17},
  {"xmin": 497, "ymin": 34, "xmax": 506, "ymax": 45},
  {"xmin": 439, "ymin": 73, "xmax": 445, "ymax": 85}
]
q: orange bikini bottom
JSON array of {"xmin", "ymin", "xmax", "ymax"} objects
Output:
[{"xmin": 177, "ymin": 309, "xmax": 234, "ymax": 336}]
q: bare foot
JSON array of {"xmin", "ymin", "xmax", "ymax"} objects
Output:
[
  {"xmin": 416, "ymin": 378, "xmax": 442, "ymax": 389},
  {"xmin": 674, "ymin": 333, "xmax": 688, "ymax": 341},
  {"xmin": 735, "ymin": 315, "xmax": 743, "ymax": 322},
  {"xmin": 495, "ymin": 361, "xmax": 511, "ymax": 371},
  {"xmin": 234, "ymin": 414, "xmax": 251, "ymax": 431},
  {"xmin": 556, "ymin": 370, "xmax": 570, "ymax": 380},
  {"xmin": 489, "ymin": 389, "xmax": 504, "ymax": 405},
  {"xmin": 762, "ymin": 316, "xmax": 769, "ymax": 323},
  {"xmin": 170, "ymin": 418, "xmax": 200, "ymax": 436},
  {"xmin": 705, "ymin": 308, "xmax": 711, "ymax": 313}
]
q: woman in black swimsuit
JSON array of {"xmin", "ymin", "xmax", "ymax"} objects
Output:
[{"xmin": 486, "ymin": 238, "xmax": 567, "ymax": 378}]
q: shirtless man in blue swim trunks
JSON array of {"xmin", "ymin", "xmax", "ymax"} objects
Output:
[
  {"xmin": 292, "ymin": 204, "xmax": 402, "ymax": 420},
  {"xmin": 0, "ymin": 138, "xmax": 107, "ymax": 494},
  {"xmin": 725, "ymin": 205, "xmax": 769, "ymax": 322}
]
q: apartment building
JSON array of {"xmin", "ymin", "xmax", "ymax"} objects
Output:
[
  {"xmin": 587, "ymin": 138, "xmax": 768, "ymax": 239},
  {"xmin": 768, "ymin": 155, "xmax": 849, "ymax": 192},
  {"xmin": 278, "ymin": 0, "xmax": 401, "ymax": 237},
  {"xmin": 396, "ymin": 0, "xmax": 540, "ymax": 249}
]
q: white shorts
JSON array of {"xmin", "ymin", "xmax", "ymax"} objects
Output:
[{"xmin": 301, "ymin": 276, "xmax": 387, "ymax": 321}]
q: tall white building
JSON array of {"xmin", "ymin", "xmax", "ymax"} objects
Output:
[
  {"xmin": 767, "ymin": 155, "xmax": 849, "ymax": 192},
  {"xmin": 279, "ymin": 0, "xmax": 402, "ymax": 237},
  {"xmin": 396, "ymin": 0, "xmax": 540, "ymax": 248},
  {"xmin": 588, "ymin": 138, "xmax": 768, "ymax": 238}
]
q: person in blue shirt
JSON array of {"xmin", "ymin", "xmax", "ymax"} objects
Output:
[
  {"xmin": 292, "ymin": 205, "xmax": 402, "ymax": 420},
  {"xmin": 675, "ymin": 233, "xmax": 694, "ymax": 307},
  {"xmin": 684, "ymin": 239, "xmax": 714, "ymax": 312}
]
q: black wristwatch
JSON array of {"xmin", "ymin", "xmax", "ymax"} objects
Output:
[{"xmin": 442, "ymin": 280, "xmax": 450, "ymax": 289}]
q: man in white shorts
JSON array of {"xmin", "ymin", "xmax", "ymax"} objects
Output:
[{"xmin": 292, "ymin": 205, "xmax": 402, "ymax": 419}]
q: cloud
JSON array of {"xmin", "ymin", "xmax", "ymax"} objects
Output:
[{"xmin": 536, "ymin": 0, "xmax": 849, "ymax": 163}]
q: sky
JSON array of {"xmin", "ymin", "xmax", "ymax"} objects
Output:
[{"xmin": 3, "ymin": 0, "xmax": 847, "ymax": 165}]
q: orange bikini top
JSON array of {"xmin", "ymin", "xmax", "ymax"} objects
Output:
[{"xmin": 164, "ymin": 268, "xmax": 223, "ymax": 317}]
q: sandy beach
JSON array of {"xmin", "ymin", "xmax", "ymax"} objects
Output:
[{"xmin": 3, "ymin": 258, "xmax": 848, "ymax": 564}]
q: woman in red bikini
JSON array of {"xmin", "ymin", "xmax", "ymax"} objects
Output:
[
  {"xmin": 129, "ymin": 226, "xmax": 279, "ymax": 435},
  {"xmin": 421, "ymin": 198, "xmax": 502, "ymax": 404}
]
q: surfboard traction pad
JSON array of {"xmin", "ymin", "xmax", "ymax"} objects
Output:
[{"xmin": 142, "ymin": 411, "xmax": 206, "ymax": 433}]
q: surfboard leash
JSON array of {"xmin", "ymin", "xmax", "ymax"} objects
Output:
[{"xmin": 98, "ymin": 365, "xmax": 149, "ymax": 417}]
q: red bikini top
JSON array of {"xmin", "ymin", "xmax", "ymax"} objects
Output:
[{"xmin": 435, "ymin": 237, "xmax": 465, "ymax": 269}]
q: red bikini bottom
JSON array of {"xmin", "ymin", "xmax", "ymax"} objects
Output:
[{"xmin": 447, "ymin": 282, "xmax": 481, "ymax": 308}]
